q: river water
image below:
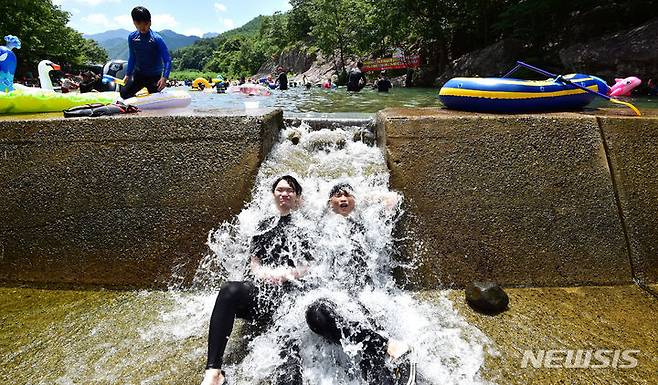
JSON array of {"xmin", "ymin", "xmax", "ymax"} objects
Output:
[
  {"xmin": 185, "ymin": 85, "xmax": 658, "ymax": 115},
  {"xmin": 0, "ymin": 122, "xmax": 494, "ymax": 385}
]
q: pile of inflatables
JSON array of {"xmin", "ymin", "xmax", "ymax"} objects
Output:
[{"xmin": 0, "ymin": 35, "xmax": 191, "ymax": 116}]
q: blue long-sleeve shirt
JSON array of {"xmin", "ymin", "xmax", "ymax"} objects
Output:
[{"xmin": 126, "ymin": 30, "xmax": 172, "ymax": 78}]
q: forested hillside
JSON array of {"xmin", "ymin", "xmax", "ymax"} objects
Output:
[{"xmin": 172, "ymin": 0, "xmax": 658, "ymax": 81}]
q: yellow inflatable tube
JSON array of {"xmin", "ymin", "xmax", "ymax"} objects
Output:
[{"xmin": 192, "ymin": 78, "xmax": 212, "ymax": 90}]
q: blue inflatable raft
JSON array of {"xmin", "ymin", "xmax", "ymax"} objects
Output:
[{"xmin": 439, "ymin": 74, "xmax": 610, "ymax": 113}]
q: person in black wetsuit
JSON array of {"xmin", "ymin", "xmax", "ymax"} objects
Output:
[
  {"xmin": 305, "ymin": 183, "xmax": 415, "ymax": 385},
  {"xmin": 276, "ymin": 67, "xmax": 288, "ymax": 90},
  {"xmin": 347, "ymin": 62, "xmax": 367, "ymax": 92},
  {"xmin": 201, "ymin": 175, "xmax": 311, "ymax": 385},
  {"xmin": 375, "ymin": 71, "xmax": 393, "ymax": 93}
]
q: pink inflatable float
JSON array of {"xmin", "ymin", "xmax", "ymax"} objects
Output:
[
  {"xmin": 227, "ymin": 84, "xmax": 271, "ymax": 96},
  {"xmin": 609, "ymin": 76, "xmax": 641, "ymax": 97}
]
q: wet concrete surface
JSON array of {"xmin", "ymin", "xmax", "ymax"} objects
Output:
[
  {"xmin": 2, "ymin": 285, "xmax": 655, "ymax": 384},
  {"xmin": 441, "ymin": 285, "xmax": 658, "ymax": 385}
]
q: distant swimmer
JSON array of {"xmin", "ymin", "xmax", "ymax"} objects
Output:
[
  {"xmin": 347, "ymin": 62, "xmax": 367, "ymax": 92},
  {"xmin": 375, "ymin": 71, "xmax": 392, "ymax": 92}
]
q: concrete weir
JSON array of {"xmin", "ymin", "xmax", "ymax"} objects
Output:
[
  {"xmin": 376, "ymin": 108, "xmax": 658, "ymax": 288},
  {"xmin": 0, "ymin": 110, "xmax": 282, "ymax": 288},
  {"xmin": 1, "ymin": 108, "xmax": 657, "ymax": 289}
]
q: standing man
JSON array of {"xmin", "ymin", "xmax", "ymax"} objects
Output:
[
  {"xmin": 276, "ymin": 66, "xmax": 289, "ymax": 90},
  {"xmin": 120, "ymin": 6, "xmax": 172, "ymax": 99},
  {"xmin": 347, "ymin": 62, "xmax": 367, "ymax": 92}
]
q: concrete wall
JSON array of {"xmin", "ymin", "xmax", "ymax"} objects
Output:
[
  {"xmin": 377, "ymin": 108, "xmax": 658, "ymax": 288},
  {"xmin": 0, "ymin": 111, "xmax": 282, "ymax": 289}
]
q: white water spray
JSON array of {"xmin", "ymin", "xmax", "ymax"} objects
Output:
[{"xmin": 185, "ymin": 122, "xmax": 495, "ymax": 385}]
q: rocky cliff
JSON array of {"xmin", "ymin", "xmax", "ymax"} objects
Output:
[{"xmin": 559, "ymin": 17, "xmax": 658, "ymax": 84}]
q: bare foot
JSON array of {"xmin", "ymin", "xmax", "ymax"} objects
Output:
[
  {"xmin": 386, "ymin": 339, "xmax": 410, "ymax": 359},
  {"xmin": 200, "ymin": 369, "xmax": 225, "ymax": 385}
]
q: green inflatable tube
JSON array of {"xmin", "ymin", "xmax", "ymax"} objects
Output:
[{"xmin": 0, "ymin": 87, "xmax": 118, "ymax": 114}]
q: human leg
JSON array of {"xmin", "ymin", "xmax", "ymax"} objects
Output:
[
  {"xmin": 305, "ymin": 298, "xmax": 394, "ymax": 385},
  {"xmin": 206, "ymin": 281, "xmax": 260, "ymax": 370},
  {"xmin": 120, "ymin": 74, "xmax": 160, "ymax": 98}
]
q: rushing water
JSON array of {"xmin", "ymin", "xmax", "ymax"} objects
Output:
[
  {"xmin": 0, "ymin": 122, "xmax": 494, "ymax": 385},
  {"xmin": 191, "ymin": 123, "xmax": 494, "ymax": 385},
  {"xmin": 186, "ymin": 86, "xmax": 442, "ymax": 114}
]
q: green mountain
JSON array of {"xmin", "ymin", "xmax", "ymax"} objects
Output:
[
  {"xmin": 86, "ymin": 29, "xmax": 201, "ymax": 60},
  {"xmin": 171, "ymin": 15, "xmax": 269, "ymax": 72}
]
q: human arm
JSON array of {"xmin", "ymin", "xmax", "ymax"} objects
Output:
[
  {"xmin": 156, "ymin": 35, "xmax": 172, "ymax": 91},
  {"xmin": 250, "ymin": 256, "xmax": 307, "ymax": 284},
  {"xmin": 124, "ymin": 34, "xmax": 135, "ymax": 83}
]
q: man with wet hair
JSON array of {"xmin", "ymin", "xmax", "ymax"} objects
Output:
[
  {"xmin": 201, "ymin": 175, "xmax": 310, "ymax": 385},
  {"xmin": 305, "ymin": 183, "xmax": 415, "ymax": 385}
]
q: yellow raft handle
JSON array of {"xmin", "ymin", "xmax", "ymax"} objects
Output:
[{"xmin": 610, "ymin": 98, "xmax": 642, "ymax": 116}]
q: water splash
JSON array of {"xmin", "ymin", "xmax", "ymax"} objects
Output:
[{"xmin": 188, "ymin": 122, "xmax": 494, "ymax": 385}]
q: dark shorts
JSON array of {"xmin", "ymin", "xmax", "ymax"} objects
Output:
[{"xmin": 120, "ymin": 73, "xmax": 160, "ymax": 99}]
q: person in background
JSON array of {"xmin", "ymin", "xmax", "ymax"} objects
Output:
[
  {"xmin": 347, "ymin": 62, "xmax": 367, "ymax": 92},
  {"xmin": 276, "ymin": 67, "xmax": 289, "ymax": 90},
  {"xmin": 60, "ymin": 74, "xmax": 79, "ymax": 93},
  {"xmin": 648, "ymin": 78, "xmax": 658, "ymax": 96},
  {"xmin": 375, "ymin": 71, "xmax": 392, "ymax": 93},
  {"xmin": 120, "ymin": 6, "xmax": 172, "ymax": 99},
  {"xmin": 79, "ymin": 71, "xmax": 101, "ymax": 93}
]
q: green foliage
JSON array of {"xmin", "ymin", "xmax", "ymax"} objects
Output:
[
  {"xmin": 168, "ymin": 70, "xmax": 221, "ymax": 81},
  {"xmin": 0, "ymin": 0, "xmax": 109, "ymax": 75},
  {"xmin": 174, "ymin": 0, "xmax": 658, "ymax": 79}
]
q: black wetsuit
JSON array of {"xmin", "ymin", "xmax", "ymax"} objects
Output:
[
  {"xmin": 305, "ymin": 217, "xmax": 395, "ymax": 385},
  {"xmin": 347, "ymin": 68, "xmax": 366, "ymax": 91},
  {"xmin": 206, "ymin": 214, "xmax": 309, "ymax": 384},
  {"xmin": 277, "ymin": 72, "xmax": 288, "ymax": 90},
  {"xmin": 377, "ymin": 78, "xmax": 392, "ymax": 93}
]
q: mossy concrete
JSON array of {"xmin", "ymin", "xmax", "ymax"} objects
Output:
[
  {"xmin": 378, "ymin": 108, "xmax": 632, "ymax": 288},
  {"xmin": 441, "ymin": 285, "xmax": 658, "ymax": 385},
  {"xmin": 0, "ymin": 111, "xmax": 283, "ymax": 288},
  {"xmin": 599, "ymin": 116, "xmax": 658, "ymax": 283}
]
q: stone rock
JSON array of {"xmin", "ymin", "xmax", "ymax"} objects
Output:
[
  {"xmin": 257, "ymin": 45, "xmax": 317, "ymax": 78},
  {"xmin": 436, "ymin": 39, "xmax": 527, "ymax": 86},
  {"xmin": 465, "ymin": 281, "xmax": 509, "ymax": 314},
  {"xmin": 559, "ymin": 18, "xmax": 658, "ymax": 84}
]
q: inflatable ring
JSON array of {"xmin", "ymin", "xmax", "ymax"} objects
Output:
[{"xmin": 192, "ymin": 78, "xmax": 211, "ymax": 90}]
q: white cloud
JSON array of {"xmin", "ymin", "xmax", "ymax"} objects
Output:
[
  {"xmin": 222, "ymin": 19, "xmax": 235, "ymax": 30},
  {"xmin": 214, "ymin": 3, "xmax": 227, "ymax": 12},
  {"xmin": 80, "ymin": 13, "xmax": 179, "ymax": 31},
  {"xmin": 184, "ymin": 28, "xmax": 204, "ymax": 37},
  {"xmin": 112, "ymin": 14, "xmax": 134, "ymax": 30},
  {"xmin": 82, "ymin": 13, "xmax": 112, "ymax": 28},
  {"xmin": 152, "ymin": 14, "xmax": 179, "ymax": 30}
]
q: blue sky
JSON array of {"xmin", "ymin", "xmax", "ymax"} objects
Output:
[{"xmin": 53, "ymin": 0, "xmax": 292, "ymax": 36}]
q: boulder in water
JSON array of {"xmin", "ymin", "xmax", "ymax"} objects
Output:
[{"xmin": 465, "ymin": 281, "xmax": 509, "ymax": 314}]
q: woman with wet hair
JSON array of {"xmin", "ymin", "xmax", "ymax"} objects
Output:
[
  {"xmin": 201, "ymin": 175, "xmax": 310, "ymax": 385},
  {"xmin": 304, "ymin": 183, "xmax": 415, "ymax": 385}
]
